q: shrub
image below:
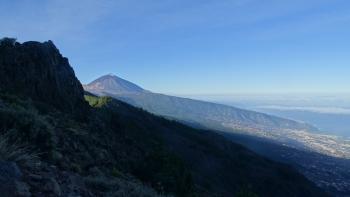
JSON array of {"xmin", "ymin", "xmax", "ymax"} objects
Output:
[
  {"xmin": 85, "ymin": 95, "xmax": 112, "ymax": 108},
  {"xmin": 111, "ymin": 167, "xmax": 123, "ymax": 178},
  {"xmin": 0, "ymin": 37, "xmax": 17, "ymax": 46},
  {"xmin": 236, "ymin": 185, "xmax": 258, "ymax": 197},
  {"xmin": 0, "ymin": 132, "xmax": 39, "ymax": 166},
  {"xmin": 134, "ymin": 148, "xmax": 194, "ymax": 196},
  {"xmin": 0, "ymin": 95, "xmax": 55, "ymax": 156},
  {"xmin": 85, "ymin": 175, "xmax": 171, "ymax": 197}
]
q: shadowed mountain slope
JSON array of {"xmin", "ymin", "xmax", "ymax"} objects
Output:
[
  {"xmin": 0, "ymin": 39, "xmax": 327, "ymax": 196},
  {"xmin": 0, "ymin": 39, "xmax": 88, "ymax": 116},
  {"xmin": 84, "ymin": 75, "xmax": 317, "ymax": 134}
]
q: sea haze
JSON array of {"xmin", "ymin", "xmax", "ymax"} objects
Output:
[{"xmin": 183, "ymin": 94, "xmax": 350, "ymax": 138}]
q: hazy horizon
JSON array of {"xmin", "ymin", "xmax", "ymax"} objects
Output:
[{"xmin": 181, "ymin": 93, "xmax": 350, "ymax": 137}]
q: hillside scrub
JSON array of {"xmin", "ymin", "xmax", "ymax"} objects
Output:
[{"xmin": 0, "ymin": 132, "xmax": 39, "ymax": 166}]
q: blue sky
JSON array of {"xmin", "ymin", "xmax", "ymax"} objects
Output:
[{"xmin": 1, "ymin": 0, "xmax": 350, "ymax": 94}]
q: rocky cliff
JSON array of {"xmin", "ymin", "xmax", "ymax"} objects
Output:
[{"xmin": 0, "ymin": 39, "xmax": 87, "ymax": 115}]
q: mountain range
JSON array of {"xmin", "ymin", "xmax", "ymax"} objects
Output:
[
  {"xmin": 84, "ymin": 74, "xmax": 350, "ymax": 196},
  {"xmin": 0, "ymin": 38, "xmax": 328, "ymax": 196},
  {"xmin": 84, "ymin": 75, "xmax": 317, "ymax": 136}
]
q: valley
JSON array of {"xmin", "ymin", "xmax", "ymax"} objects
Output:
[
  {"xmin": 223, "ymin": 132, "xmax": 350, "ymax": 196},
  {"xmin": 84, "ymin": 74, "xmax": 350, "ymax": 196}
]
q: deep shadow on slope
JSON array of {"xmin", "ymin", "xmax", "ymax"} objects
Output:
[
  {"xmin": 85, "ymin": 94, "xmax": 328, "ymax": 197},
  {"xmin": 84, "ymin": 75, "xmax": 318, "ymax": 133},
  {"xmin": 0, "ymin": 39, "xmax": 327, "ymax": 196},
  {"xmin": 221, "ymin": 132, "xmax": 350, "ymax": 196}
]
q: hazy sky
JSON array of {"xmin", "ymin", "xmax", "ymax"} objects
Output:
[{"xmin": 1, "ymin": 0, "xmax": 350, "ymax": 94}]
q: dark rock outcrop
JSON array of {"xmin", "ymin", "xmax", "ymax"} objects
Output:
[
  {"xmin": 0, "ymin": 161, "xmax": 30, "ymax": 197},
  {"xmin": 0, "ymin": 40, "xmax": 88, "ymax": 115}
]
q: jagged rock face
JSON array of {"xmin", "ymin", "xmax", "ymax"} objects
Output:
[{"xmin": 0, "ymin": 40, "xmax": 87, "ymax": 114}]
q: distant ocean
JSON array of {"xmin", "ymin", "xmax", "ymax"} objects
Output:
[
  {"xmin": 181, "ymin": 94, "xmax": 350, "ymax": 138},
  {"xmin": 253, "ymin": 108, "xmax": 350, "ymax": 138}
]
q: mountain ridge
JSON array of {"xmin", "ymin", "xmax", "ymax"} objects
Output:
[
  {"xmin": 0, "ymin": 39, "xmax": 327, "ymax": 196},
  {"xmin": 83, "ymin": 74, "xmax": 350, "ymax": 196},
  {"xmin": 84, "ymin": 74, "xmax": 318, "ymax": 134},
  {"xmin": 83, "ymin": 74, "xmax": 146, "ymax": 95}
]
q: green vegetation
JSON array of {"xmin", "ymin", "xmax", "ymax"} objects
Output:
[
  {"xmin": 134, "ymin": 147, "xmax": 194, "ymax": 196},
  {"xmin": 236, "ymin": 186, "xmax": 259, "ymax": 197},
  {"xmin": 0, "ymin": 90, "xmax": 326, "ymax": 197},
  {"xmin": 84, "ymin": 175, "xmax": 170, "ymax": 197},
  {"xmin": 111, "ymin": 167, "xmax": 123, "ymax": 178},
  {"xmin": 0, "ymin": 92, "xmax": 195, "ymax": 196},
  {"xmin": 87, "ymin": 95, "xmax": 196, "ymax": 196},
  {"xmin": 85, "ymin": 95, "xmax": 112, "ymax": 108},
  {"xmin": 0, "ymin": 93, "xmax": 54, "ymax": 156}
]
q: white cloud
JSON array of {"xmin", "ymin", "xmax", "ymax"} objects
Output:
[{"xmin": 258, "ymin": 105, "xmax": 350, "ymax": 115}]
